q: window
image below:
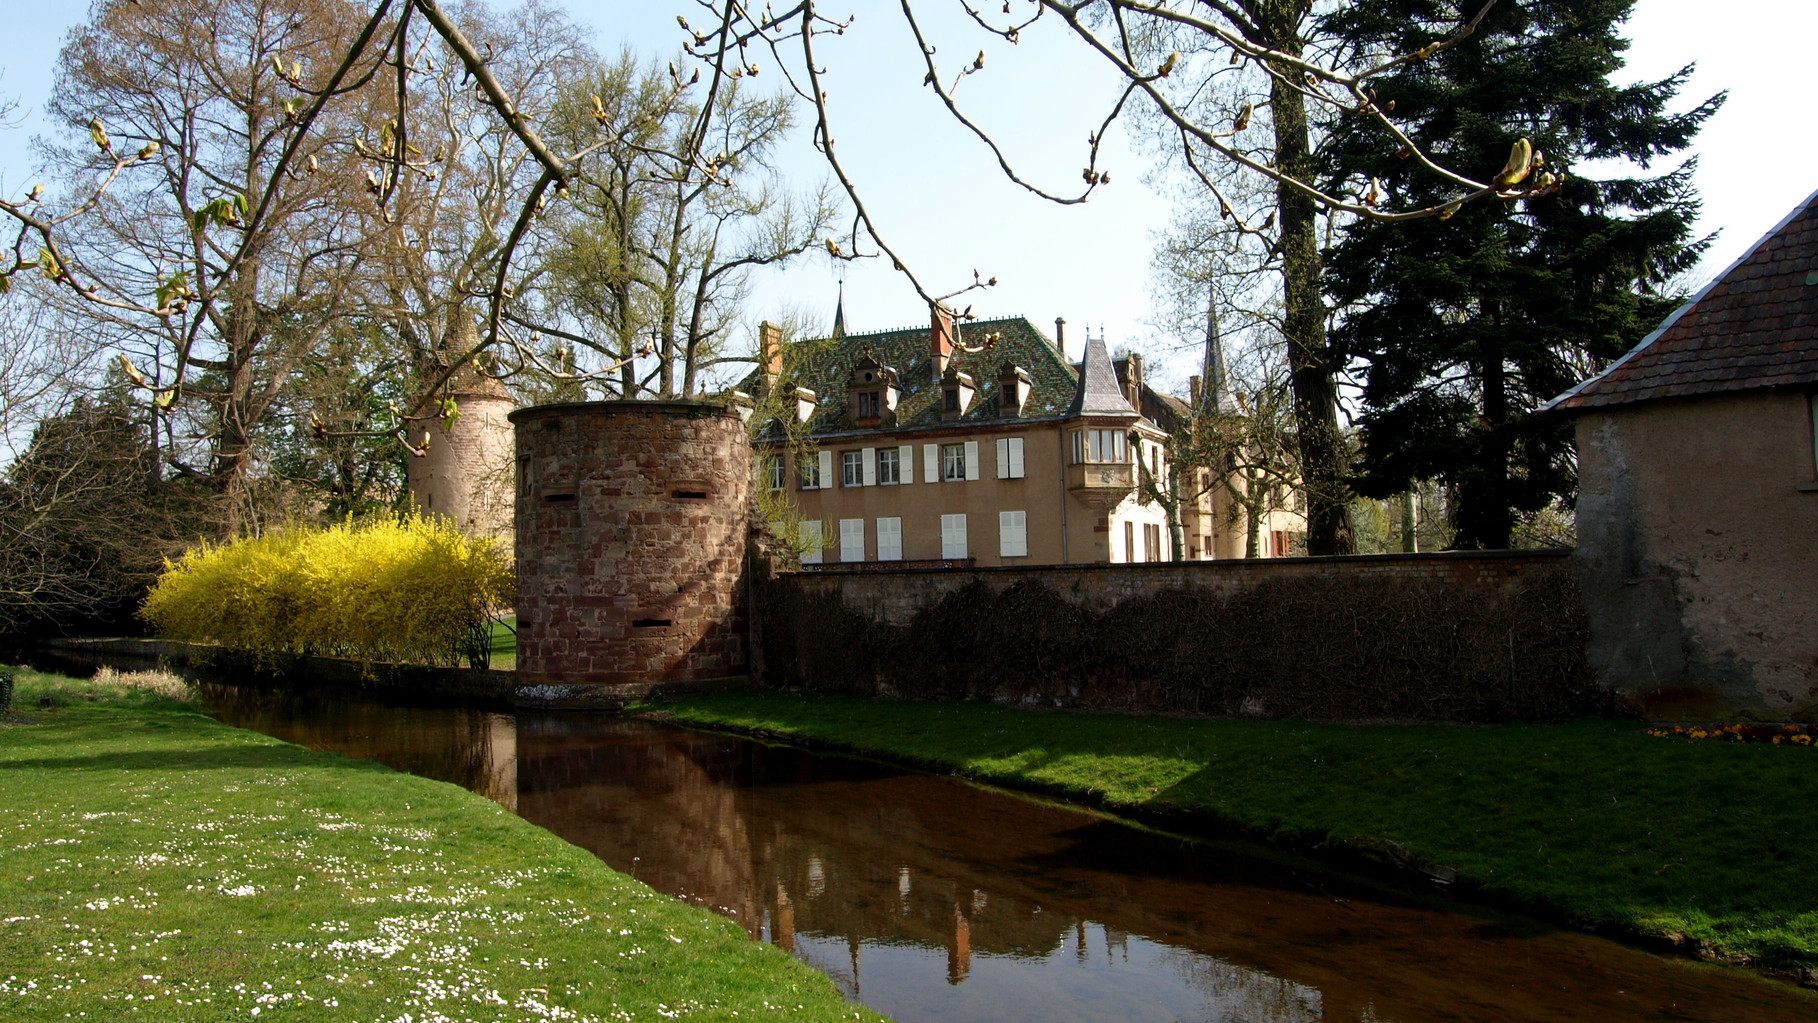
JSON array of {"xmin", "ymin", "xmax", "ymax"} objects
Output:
[
  {"xmin": 766, "ymin": 456, "xmax": 784, "ymax": 491},
  {"xmin": 998, "ymin": 510, "xmax": 1028, "ymax": 558},
  {"xmin": 839, "ymin": 518, "xmax": 865, "ymax": 562},
  {"xmin": 878, "ymin": 447, "xmax": 901, "ymax": 485},
  {"xmin": 841, "ymin": 450, "xmax": 864, "ymax": 487},
  {"xmin": 800, "ymin": 454, "xmax": 822, "ymax": 490},
  {"xmin": 1122, "ymin": 521, "xmax": 1134, "ymax": 563},
  {"xmin": 995, "ymin": 436, "xmax": 1025, "ymax": 479},
  {"xmin": 856, "ymin": 390, "xmax": 881, "ymax": 419},
  {"xmin": 1144, "ymin": 522, "xmax": 1163, "ymax": 562},
  {"xmin": 944, "ymin": 388, "xmax": 961, "ymax": 412},
  {"xmin": 942, "ymin": 443, "xmax": 967, "ymax": 482},
  {"xmin": 1071, "ymin": 428, "xmax": 1128, "ymax": 464},
  {"xmin": 800, "ymin": 520, "xmax": 824, "ymax": 564},
  {"xmin": 940, "ymin": 513, "xmax": 968, "ymax": 559},
  {"xmin": 877, "ymin": 516, "xmax": 903, "ymax": 561}
]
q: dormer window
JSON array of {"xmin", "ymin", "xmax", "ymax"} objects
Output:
[
  {"xmin": 847, "ymin": 354, "xmax": 898, "ymax": 426},
  {"xmin": 997, "ymin": 363, "xmax": 1033, "ymax": 415},
  {"xmin": 940, "ymin": 369, "xmax": 976, "ymax": 421}
]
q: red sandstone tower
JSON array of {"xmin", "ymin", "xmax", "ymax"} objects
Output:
[{"xmin": 511, "ymin": 401, "xmax": 752, "ymax": 686}]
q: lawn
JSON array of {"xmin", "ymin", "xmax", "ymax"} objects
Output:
[
  {"xmin": 645, "ymin": 690, "xmax": 1818, "ymax": 972},
  {"xmin": 0, "ymin": 666, "xmax": 882, "ymax": 1023},
  {"xmin": 488, "ymin": 614, "xmax": 517, "ymax": 671}
]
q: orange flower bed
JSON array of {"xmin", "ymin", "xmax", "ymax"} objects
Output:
[{"xmin": 1647, "ymin": 723, "xmax": 1816, "ymax": 745}]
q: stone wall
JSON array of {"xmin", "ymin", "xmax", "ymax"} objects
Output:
[
  {"xmin": 513, "ymin": 401, "xmax": 752, "ymax": 686},
  {"xmin": 1573, "ymin": 391, "xmax": 1818, "ymax": 720},
  {"xmin": 755, "ymin": 550, "xmax": 1603, "ymax": 722},
  {"xmin": 407, "ymin": 388, "xmax": 516, "ymax": 550}
]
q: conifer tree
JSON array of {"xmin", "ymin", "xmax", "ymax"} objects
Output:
[{"xmin": 1319, "ymin": 0, "xmax": 1721, "ymax": 548}]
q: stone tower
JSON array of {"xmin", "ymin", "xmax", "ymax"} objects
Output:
[
  {"xmin": 406, "ymin": 312, "xmax": 517, "ymax": 551},
  {"xmin": 511, "ymin": 400, "xmax": 753, "ymax": 686}
]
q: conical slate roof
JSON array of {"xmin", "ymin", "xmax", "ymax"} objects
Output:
[{"xmin": 1065, "ymin": 335, "xmax": 1139, "ymax": 418}]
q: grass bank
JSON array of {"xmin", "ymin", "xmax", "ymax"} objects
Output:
[
  {"xmin": 645, "ymin": 690, "xmax": 1818, "ymax": 973},
  {"xmin": 0, "ymin": 667, "xmax": 882, "ymax": 1023}
]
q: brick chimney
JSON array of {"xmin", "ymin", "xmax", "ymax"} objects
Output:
[
  {"xmin": 1189, "ymin": 374, "xmax": 1203, "ymax": 407},
  {"xmin": 930, "ymin": 303, "xmax": 955, "ymax": 376},
  {"xmin": 1125, "ymin": 351, "xmax": 1144, "ymax": 409},
  {"xmin": 1053, "ymin": 316, "xmax": 1067, "ymax": 359},
  {"xmin": 758, "ymin": 320, "xmax": 783, "ymax": 387}
]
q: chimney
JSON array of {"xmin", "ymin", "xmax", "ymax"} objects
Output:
[
  {"xmin": 930, "ymin": 303, "xmax": 955, "ymax": 376},
  {"xmin": 759, "ymin": 320, "xmax": 784, "ymax": 386},
  {"xmin": 1125, "ymin": 351, "xmax": 1144, "ymax": 408},
  {"xmin": 1189, "ymin": 374, "xmax": 1203, "ymax": 407},
  {"xmin": 1053, "ymin": 316, "xmax": 1067, "ymax": 358}
]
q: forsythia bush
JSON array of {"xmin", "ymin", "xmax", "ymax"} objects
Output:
[{"xmin": 142, "ymin": 514, "xmax": 513, "ymax": 668}]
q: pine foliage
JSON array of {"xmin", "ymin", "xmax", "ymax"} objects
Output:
[
  {"xmin": 1319, "ymin": 0, "xmax": 1722, "ymax": 548},
  {"xmin": 141, "ymin": 514, "xmax": 512, "ymax": 668}
]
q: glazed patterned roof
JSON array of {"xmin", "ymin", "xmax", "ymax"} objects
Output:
[
  {"xmin": 744, "ymin": 315, "xmax": 1084, "ymax": 437},
  {"xmin": 1551, "ymin": 188, "xmax": 1818, "ymax": 411}
]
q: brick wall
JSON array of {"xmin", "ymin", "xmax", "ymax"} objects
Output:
[
  {"xmin": 756, "ymin": 550, "xmax": 1604, "ymax": 722},
  {"xmin": 513, "ymin": 401, "xmax": 752, "ymax": 685}
]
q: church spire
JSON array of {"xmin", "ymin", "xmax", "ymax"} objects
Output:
[
  {"xmin": 831, "ymin": 278, "xmax": 846, "ymax": 339},
  {"xmin": 1200, "ymin": 284, "xmax": 1232, "ymax": 414}
]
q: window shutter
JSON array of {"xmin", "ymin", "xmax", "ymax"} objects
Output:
[
  {"xmin": 817, "ymin": 450, "xmax": 833, "ymax": 490},
  {"xmin": 924, "ymin": 444, "xmax": 940, "ymax": 483},
  {"xmin": 940, "ymin": 513, "xmax": 968, "ymax": 559},
  {"xmin": 861, "ymin": 447, "xmax": 877, "ymax": 486},
  {"xmin": 839, "ymin": 518, "xmax": 865, "ymax": 562},
  {"xmin": 995, "ymin": 437, "xmax": 1009, "ymax": 479},
  {"xmin": 800, "ymin": 520, "xmax": 824, "ymax": 564},
  {"xmin": 1008, "ymin": 437, "xmax": 1024, "ymax": 478},
  {"xmin": 899, "ymin": 445, "xmax": 915, "ymax": 484},
  {"xmin": 877, "ymin": 516, "xmax": 902, "ymax": 561},
  {"xmin": 998, "ymin": 510, "xmax": 1027, "ymax": 558},
  {"xmin": 964, "ymin": 441, "xmax": 980, "ymax": 481}
]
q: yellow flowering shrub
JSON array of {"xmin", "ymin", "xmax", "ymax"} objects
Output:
[{"xmin": 142, "ymin": 514, "xmax": 512, "ymax": 668}]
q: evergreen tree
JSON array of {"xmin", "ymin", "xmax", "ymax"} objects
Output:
[{"xmin": 1319, "ymin": 0, "xmax": 1721, "ymax": 548}]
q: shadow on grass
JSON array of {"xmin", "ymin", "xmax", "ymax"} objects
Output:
[{"xmin": 2, "ymin": 741, "xmax": 398, "ymax": 776}]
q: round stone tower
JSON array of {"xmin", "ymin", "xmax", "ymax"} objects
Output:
[
  {"xmin": 511, "ymin": 400, "xmax": 753, "ymax": 686},
  {"xmin": 406, "ymin": 317, "xmax": 517, "ymax": 551}
]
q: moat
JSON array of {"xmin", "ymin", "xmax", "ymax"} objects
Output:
[{"xmin": 198, "ymin": 683, "xmax": 1815, "ymax": 1023}]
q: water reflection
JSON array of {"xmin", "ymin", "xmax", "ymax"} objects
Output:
[{"xmin": 203, "ymin": 686, "xmax": 1817, "ymax": 1023}]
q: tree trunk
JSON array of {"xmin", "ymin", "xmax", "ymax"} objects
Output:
[{"xmin": 1260, "ymin": 0, "xmax": 1353, "ymax": 555}]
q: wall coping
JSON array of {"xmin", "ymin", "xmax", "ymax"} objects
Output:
[
  {"xmin": 778, "ymin": 548, "xmax": 1573, "ymax": 580},
  {"xmin": 508, "ymin": 399, "xmax": 740, "ymax": 425}
]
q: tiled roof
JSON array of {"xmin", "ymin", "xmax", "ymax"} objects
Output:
[
  {"xmin": 742, "ymin": 315, "xmax": 1082, "ymax": 437},
  {"xmin": 1066, "ymin": 337, "xmax": 1139, "ymax": 418},
  {"xmin": 1550, "ymin": 188, "xmax": 1818, "ymax": 411}
]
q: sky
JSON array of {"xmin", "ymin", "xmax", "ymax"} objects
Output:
[{"xmin": 3, "ymin": 0, "xmax": 1814, "ymax": 394}]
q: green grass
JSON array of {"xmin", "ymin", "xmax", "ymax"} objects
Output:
[
  {"xmin": 0, "ymin": 667, "xmax": 883, "ymax": 1023},
  {"xmin": 489, "ymin": 615, "xmax": 517, "ymax": 671},
  {"xmin": 644, "ymin": 690, "xmax": 1818, "ymax": 971}
]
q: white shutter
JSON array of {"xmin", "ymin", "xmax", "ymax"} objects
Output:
[
  {"xmin": 964, "ymin": 441, "xmax": 980, "ymax": 481},
  {"xmin": 839, "ymin": 518, "xmax": 865, "ymax": 562},
  {"xmin": 817, "ymin": 450, "xmax": 833, "ymax": 490},
  {"xmin": 899, "ymin": 445, "xmax": 915, "ymax": 484},
  {"xmin": 1009, "ymin": 437, "xmax": 1025, "ymax": 478},
  {"xmin": 995, "ymin": 437, "xmax": 1009, "ymax": 479},
  {"xmin": 924, "ymin": 443, "xmax": 940, "ymax": 483},
  {"xmin": 998, "ymin": 510, "xmax": 1027, "ymax": 558},
  {"xmin": 861, "ymin": 447, "xmax": 877, "ymax": 486},
  {"xmin": 877, "ymin": 517, "xmax": 903, "ymax": 561},
  {"xmin": 940, "ymin": 513, "xmax": 968, "ymax": 559},
  {"xmin": 800, "ymin": 520, "xmax": 823, "ymax": 564}
]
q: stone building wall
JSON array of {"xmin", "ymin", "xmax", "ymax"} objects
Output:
[
  {"xmin": 513, "ymin": 401, "xmax": 752, "ymax": 686},
  {"xmin": 755, "ymin": 550, "xmax": 1600, "ymax": 722},
  {"xmin": 1573, "ymin": 390, "xmax": 1818, "ymax": 720}
]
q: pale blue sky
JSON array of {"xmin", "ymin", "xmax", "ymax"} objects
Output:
[{"xmin": 3, "ymin": 1, "xmax": 1812, "ymax": 391}]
